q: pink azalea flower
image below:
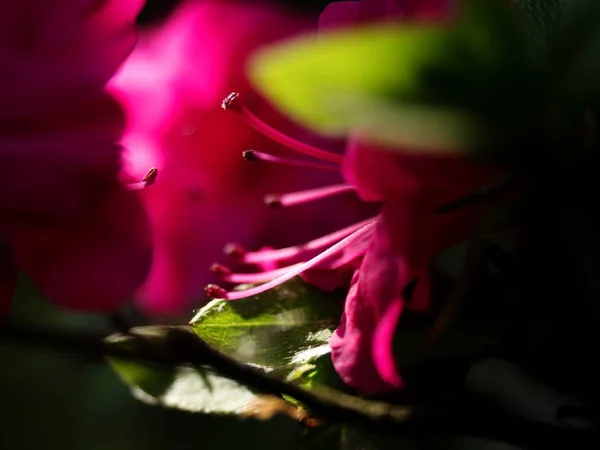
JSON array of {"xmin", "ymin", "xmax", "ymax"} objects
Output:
[
  {"xmin": 0, "ymin": 0, "xmax": 152, "ymax": 314},
  {"xmin": 205, "ymin": 0, "xmax": 508, "ymax": 394},
  {"xmin": 110, "ymin": 0, "xmax": 367, "ymax": 315},
  {"xmin": 204, "ymin": 115, "xmax": 501, "ymax": 394}
]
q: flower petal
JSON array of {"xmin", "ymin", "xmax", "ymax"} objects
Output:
[
  {"xmin": 0, "ymin": 0, "xmax": 144, "ymax": 121},
  {"xmin": 331, "ymin": 270, "xmax": 394, "ymax": 393},
  {"xmin": 0, "ymin": 94, "xmax": 123, "ymax": 223},
  {"xmin": 6, "ymin": 187, "xmax": 152, "ymax": 312},
  {"xmin": 331, "ymin": 222, "xmax": 408, "ymax": 393},
  {"xmin": 372, "ymin": 297, "xmax": 405, "ymax": 387}
]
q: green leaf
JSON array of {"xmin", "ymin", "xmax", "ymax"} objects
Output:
[
  {"xmin": 105, "ymin": 327, "xmax": 260, "ymax": 414},
  {"xmin": 248, "ymin": 0, "xmax": 531, "ymax": 152},
  {"xmin": 189, "ymin": 277, "xmax": 343, "ymax": 374},
  {"xmin": 249, "ymin": 24, "xmax": 451, "ymax": 133},
  {"xmin": 108, "ymin": 358, "xmax": 259, "ymax": 414},
  {"xmin": 286, "ymin": 347, "xmax": 349, "ymax": 393},
  {"xmin": 108, "ymin": 357, "xmax": 177, "ymax": 399}
]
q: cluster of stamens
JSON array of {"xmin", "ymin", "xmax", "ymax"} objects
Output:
[{"xmin": 204, "ymin": 92, "xmax": 377, "ymax": 301}]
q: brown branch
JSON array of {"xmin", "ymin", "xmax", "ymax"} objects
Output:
[{"xmin": 0, "ymin": 321, "xmax": 596, "ymax": 449}]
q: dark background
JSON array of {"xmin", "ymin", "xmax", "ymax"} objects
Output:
[{"xmin": 138, "ymin": 0, "xmax": 333, "ymax": 24}]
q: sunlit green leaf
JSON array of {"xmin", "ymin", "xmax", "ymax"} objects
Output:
[
  {"xmin": 189, "ymin": 277, "xmax": 343, "ymax": 373},
  {"xmin": 286, "ymin": 347, "xmax": 349, "ymax": 393},
  {"xmin": 108, "ymin": 358, "xmax": 258, "ymax": 414},
  {"xmin": 105, "ymin": 327, "xmax": 260, "ymax": 414},
  {"xmin": 106, "ymin": 278, "xmax": 347, "ymax": 416}
]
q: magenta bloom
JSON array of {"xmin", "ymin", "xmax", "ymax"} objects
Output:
[
  {"xmin": 0, "ymin": 0, "xmax": 152, "ymax": 313},
  {"xmin": 110, "ymin": 0, "xmax": 367, "ymax": 315},
  {"xmin": 202, "ymin": 0, "xmax": 507, "ymax": 394},
  {"xmin": 202, "ymin": 124, "xmax": 500, "ymax": 394}
]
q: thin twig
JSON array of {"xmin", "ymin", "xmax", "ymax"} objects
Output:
[{"xmin": 0, "ymin": 321, "xmax": 596, "ymax": 448}]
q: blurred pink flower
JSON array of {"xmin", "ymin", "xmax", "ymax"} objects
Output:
[
  {"xmin": 0, "ymin": 0, "xmax": 152, "ymax": 314},
  {"xmin": 110, "ymin": 0, "xmax": 367, "ymax": 315},
  {"xmin": 203, "ymin": 132, "xmax": 500, "ymax": 395}
]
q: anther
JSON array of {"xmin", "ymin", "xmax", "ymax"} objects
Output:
[
  {"xmin": 205, "ymin": 284, "xmax": 228, "ymax": 299},
  {"xmin": 126, "ymin": 167, "xmax": 159, "ymax": 190},
  {"xmin": 221, "ymin": 92, "xmax": 240, "ymax": 111},
  {"xmin": 242, "ymin": 150, "xmax": 259, "ymax": 161},
  {"xmin": 142, "ymin": 167, "xmax": 159, "ymax": 186},
  {"xmin": 210, "ymin": 263, "xmax": 231, "ymax": 277}
]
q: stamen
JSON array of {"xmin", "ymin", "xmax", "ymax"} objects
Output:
[
  {"xmin": 222, "ymin": 92, "xmax": 343, "ymax": 165},
  {"xmin": 236, "ymin": 217, "xmax": 376, "ymax": 264},
  {"xmin": 213, "ymin": 262, "xmax": 304, "ymax": 284},
  {"xmin": 205, "ymin": 284, "xmax": 228, "ymax": 298},
  {"xmin": 264, "ymin": 184, "xmax": 356, "ymax": 209},
  {"xmin": 205, "ymin": 220, "xmax": 377, "ymax": 300},
  {"xmin": 126, "ymin": 167, "xmax": 159, "ymax": 190},
  {"xmin": 242, "ymin": 150, "xmax": 339, "ymax": 171}
]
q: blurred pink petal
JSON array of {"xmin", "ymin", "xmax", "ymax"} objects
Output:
[
  {"xmin": 0, "ymin": 0, "xmax": 151, "ymax": 311},
  {"xmin": 5, "ymin": 187, "xmax": 152, "ymax": 312},
  {"xmin": 373, "ymin": 298, "xmax": 405, "ymax": 387},
  {"xmin": 0, "ymin": 95, "xmax": 123, "ymax": 222},
  {"xmin": 332, "ymin": 140, "xmax": 502, "ymax": 392},
  {"xmin": 0, "ymin": 0, "xmax": 144, "ymax": 121}
]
